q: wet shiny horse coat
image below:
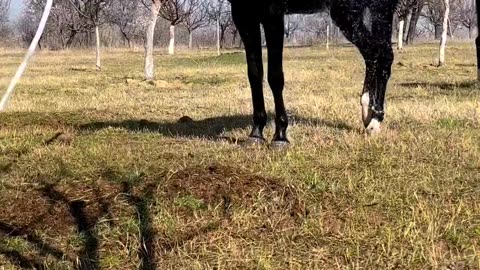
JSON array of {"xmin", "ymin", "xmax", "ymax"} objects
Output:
[{"xmin": 230, "ymin": 0, "xmax": 399, "ymax": 146}]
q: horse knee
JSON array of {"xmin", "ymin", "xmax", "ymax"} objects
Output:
[
  {"xmin": 380, "ymin": 47, "xmax": 394, "ymax": 67},
  {"xmin": 268, "ymin": 70, "xmax": 284, "ymax": 92},
  {"xmin": 247, "ymin": 58, "xmax": 263, "ymax": 83}
]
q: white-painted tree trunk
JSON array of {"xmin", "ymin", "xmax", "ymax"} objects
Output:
[
  {"xmin": 144, "ymin": 0, "xmax": 161, "ymax": 81},
  {"xmin": 217, "ymin": 18, "xmax": 220, "ymax": 56},
  {"xmin": 95, "ymin": 25, "xmax": 101, "ymax": 70},
  {"xmin": 439, "ymin": 0, "xmax": 450, "ymax": 66},
  {"xmin": 168, "ymin": 25, "xmax": 175, "ymax": 55},
  {"xmin": 326, "ymin": 24, "xmax": 330, "ymax": 50},
  {"xmin": 397, "ymin": 19, "xmax": 404, "ymax": 51},
  {"xmin": 189, "ymin": 31, "xmax": 193, "ymax": 49}
]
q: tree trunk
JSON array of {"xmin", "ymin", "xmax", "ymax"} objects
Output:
[
  {"xmin": 403, "ymin": 11, "xmax": 411, "ymax": 41},
  {"xmin": 438, "ymin": 0, "xmax": 450, "ymax": 67},
  {"xmin": 326, "ymin": 24, "xmax": 330, "ymax": 50},
  {"xmin": 66, "ymin": 31, "xmax": 77, "ymax": 48},
  {"xmin": 121, "ymin": 30, "xmax": 132, "ymax": 48},
  {"xmin": 407, "ymin": 0, "xmax": 424, "ymax": 45},
  {"xmin": 220, "ymin": 27, "xmax": 227, "ymax": 49},
  {"xmin": 476, "ymin": 0, "xmax": 480, "ymax": 81},
  {"xmin": 397, "ymin": 19, "xmax": 404, "ymax": 51},
  {"xmin": 144, "ymin": 0, "xmax": 161, "ymax": 81},
  {"xmin": 95, "ymin": 25, "xmax": 101, "ymax": 71},
  {"xmin": 216, "ymin": 18, "xmax": 220, "ymax": 56},
  {"xmin": 168, "ymin": 25, "xmax": 175, "ymax": 55},
  {"xmin": 447, "ymin": 19, "xmax": 453, "ymax": 38},
  {"xmin": 231, "ymin": 31, "xmax": 238, "ymax": 47},
  {"xmin": 189, "ymin": 30, "xmax": 193, "ymax": 49},
  {"xmin": 434, "ymin": 23, "xmax": 443, "ymax": 40}
]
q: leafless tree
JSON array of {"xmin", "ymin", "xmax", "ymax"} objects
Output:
[
  {"xmin": 304, "ymin": 13, "xmax": 330, "ymax": 40},
  {"xmin": 0, "ymin": 0, "xmax": 12, "ymax": 43},
  {"xmin": 439, "ymin": 0, "xmax": 450, "ymax": 65},
  {"xmin": 18, "ymin": 4, "xmax": 40, "ymax": 47},
  {"xmin": 23, "ymin": 0, "xmax": 80, "ymax": 48},
  {"xmin": 423, "ymin": 0, "xmax": 447, "ymax": 39},
  {"xmin": 159, "ymin": 0, "xmax": 190, "ymax": 54},
  {"xmin": 183, "ymin": 0, "xmax": 208, "ymax": 49},
  {"xmin": 0, "ymin": 0, "xmax": 10, "ymax": 26},
  {"xmin": 285, "ymin": 15, "xmax": 301, "ymax": 44},
  {"xmin": 72, "ymin": 0, "xmax": 109, "ymax": 70},
  {"xmin": 396, "ymin": 0, "xmax": 418, "ymax": 50},
  {"xmin": 143, "ymin": 0, "xmax": 163, "ymax": 81},
  {"xmin": 106, "ymin": 0, "xmax": 147, "ymax": 48},
  {"xmin": 24, "ymin": 0, "xmax": 109, "ymax": 68},
  {"xmin": 406, "ymin": 0, "xmax": 425, "ymax": 44},
  {"xmin": 207, "ymin": 0, "xmax": 233, "ymax": 55},
  {"xmin": 453, "ymin": 0, "xmax": 477, "ymax": 38}
]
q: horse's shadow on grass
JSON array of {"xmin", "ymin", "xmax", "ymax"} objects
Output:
[
  {"xmin": 78, "ymin": 114, "xmax": 354, "ymax": 141},
  {"xmin": 0, "ymin": 182, "xmax": 157, "ymax": 270}
]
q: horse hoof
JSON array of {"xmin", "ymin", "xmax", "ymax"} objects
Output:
[
  {"xmin": 244, "ymin": 136, "xmax": 267, "ymax": 147},
  {"xmin": 270, "ymin": 140, "xmax": 290, "ymax": 150},
  {"xmin": 365, "ymin": 119, "xmax": 381, "ymax": 135}
]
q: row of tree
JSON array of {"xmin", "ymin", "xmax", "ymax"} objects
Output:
[
  {"xmin": 1, "ymin": 0, "xmax": 478, "ymax": 50},
  {"xmin": 396, "ymin": 0, "xmax": 476, "ymax": 49},
  {"xmin": 0, "ymin": 0, "xmax": 478, "ymax": 77},
  {"xmin": 8, "ymin": 0, "xmax": 234, "ymax": 51}
]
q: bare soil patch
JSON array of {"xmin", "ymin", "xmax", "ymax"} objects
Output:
[
  {"xmin": 0, "ymin": 181, "xmax": 121, "ymax": 237},
  {"xmin": 163, "ymin": 165, "xmax": 305, "ymax": 219}
]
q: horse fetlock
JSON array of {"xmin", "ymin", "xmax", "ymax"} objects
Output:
[{"xmin": 249, "ymin": 126, "xmax": 265, "ymax": 140}]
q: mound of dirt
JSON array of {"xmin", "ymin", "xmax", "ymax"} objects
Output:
[
  {"xmin": 163, "ymin": 165, "xmax": 305, "ymax": 219},
  {"xmin": 0, "ymin": 165, "xmax": 306, "ymax": 263},
  {"xmin": 154, "ymin": 165, "xmax": 306, "ymax": 251}
]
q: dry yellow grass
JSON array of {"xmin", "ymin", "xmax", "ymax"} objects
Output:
[{"xmin": 0, "ymin": 43, "xmax": 479, "ymax": 269}]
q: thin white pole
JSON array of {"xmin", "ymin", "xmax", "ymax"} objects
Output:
[{"xmin": 0, "ymin": 0, "xmax": 53, "ymax": 111}]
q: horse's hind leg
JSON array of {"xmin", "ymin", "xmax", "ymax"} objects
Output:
[
  {"xmin": 264, "ymin": 13, "xmax": 289, "ymax": 147},
  {"xmin": 231, "ymin": 8, "xmax": 267, "ymax": 143},
  {"xmin": 331, "ymin": 3, "xmax": 395, "ymax": 134}
]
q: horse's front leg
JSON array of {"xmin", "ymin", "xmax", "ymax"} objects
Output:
[
  {"xmin": 264, "ymin": 14, "xmax": 289, "ymax": 148},
  {"xmin": 232, "ymin": 10, "xmax": 267, "ymax": 144},
  {"xmin": 365, "ymin": 9, "xmax": 395, "ymax": 135},
  {"xmin": 332, "ymin": 3, "xmax": 394, "ymax": 135}
]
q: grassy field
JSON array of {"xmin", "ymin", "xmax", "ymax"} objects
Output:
[{"xmin": 0, "ymin": 43, "xmax": 479, "ymax": 269}]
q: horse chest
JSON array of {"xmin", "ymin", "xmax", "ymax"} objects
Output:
[
  {"xmin": 285, "ymin": 0, "xmax": 329, "ymax": 14},
  {"xmin": 229, "ymin": 0, "xmax": 330, "ymax": 15}
]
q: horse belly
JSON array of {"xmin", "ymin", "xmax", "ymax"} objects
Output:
[{"xmin": 286, "ymin": 0, "xmax": 329, "ymax": 14}]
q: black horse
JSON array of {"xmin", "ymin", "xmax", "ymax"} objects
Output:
[{"xmin": 230, "ymin": 0, "xmax": 399, "ymax": 147}]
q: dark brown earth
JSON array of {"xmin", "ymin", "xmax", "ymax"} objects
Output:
[
  {"xmin": 0, "ymin": 181, "xmax": 121, "ymax": 236},
  {"xmin": 0, "ymin": 164, "xmax": 305, "ymax": 268},
  {"xmin": 163, "ymin": 165, "xmax": 304, "ymax": 217}
]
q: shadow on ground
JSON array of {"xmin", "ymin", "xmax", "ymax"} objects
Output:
[
  {"xmin": 0, "ymin": 179, "xmax": 155, "ymax": 270},
  {"xmin": 0, "ymin": 164, "xmax": 305, "ymax": 269},
  {"xmin": 398, "ymin": 81, "xmax": 478, "ymax": 92},
  {"xmin": 0, "ymin": 184, "xmax": 106, "ymax": 269},
  {"xmin": 77, "ymin": 114, "xmax": 354, "ymax": 140},
  {"xmin": 0, "ymin": 111, "xmax": 354, "ymax": 143}
]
